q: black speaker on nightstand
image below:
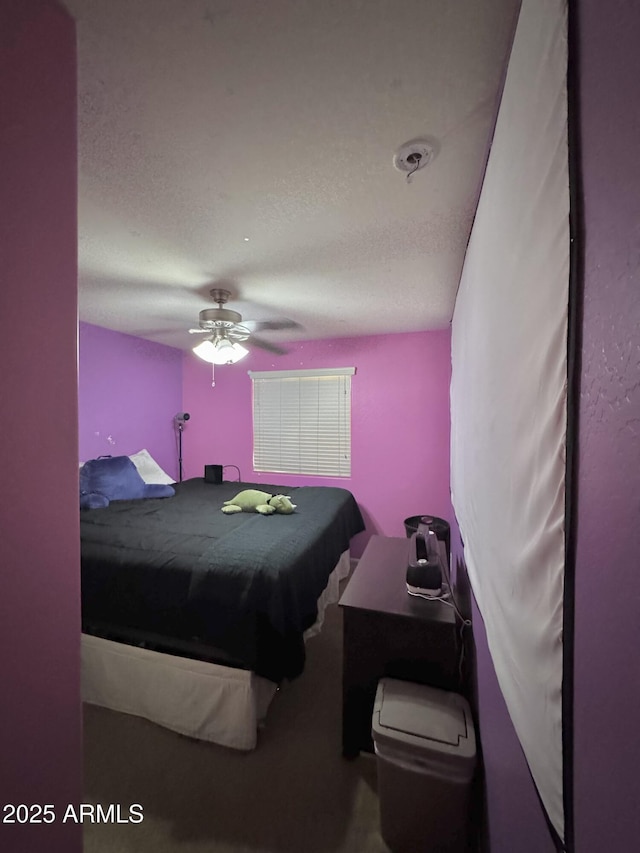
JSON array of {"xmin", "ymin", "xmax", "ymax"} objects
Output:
[{"xmin": 204, "ymin": 464, "xmax": 223, "ymax": 484}]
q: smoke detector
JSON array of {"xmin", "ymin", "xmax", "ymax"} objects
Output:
[{"xmin": 393, "ymin": 138, "xmax": 438, "ymax": 176}]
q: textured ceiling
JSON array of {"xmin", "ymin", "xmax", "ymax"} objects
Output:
[{"xmin": 62, "ymin": 0, "xmax": 520, "ymax": 351}]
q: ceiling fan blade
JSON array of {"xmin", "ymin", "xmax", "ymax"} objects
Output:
[
  {"xmin": 243, "ymin": 318, "xmax": 302, "ymax": 333},
  {"xmin": 249, "ymin": 335, "xmax": 288, "ymax": 355},
  {"xmin": 188, "ymin": 328, "xmax": 210, "ymax": 334}
]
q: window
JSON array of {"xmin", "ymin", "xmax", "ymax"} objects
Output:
[{"xmin": 249, "ymin": 367, "xmax": 355, "ymax": 477}]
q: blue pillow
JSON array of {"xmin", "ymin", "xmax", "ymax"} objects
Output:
[
  {"xmin": 143, "ymin": 483, "xmax": 176, "ymax": 499},
  {"xmin": 80, "ymin": 492, "xmax": 110, "ymax": 510},
  {"xmin": 79, "ymin": 456, "xmax": 175, "ymax": 508}
]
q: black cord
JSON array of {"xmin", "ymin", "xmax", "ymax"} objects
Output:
[
  {"xmin": 405, "ymin": 156, "xmax": 422, "ymax": 184},
  {"xmin": 223, "ymin": 464, "xmax": 241, "ymax": 482},
  {"xmin": 407, "ymin": 547, "xmax": 471, "ymax": 691}
]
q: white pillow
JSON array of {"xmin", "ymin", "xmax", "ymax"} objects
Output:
[{"xmin": 128, "ymin": 449, "xmax": 175, "ymax": 485}]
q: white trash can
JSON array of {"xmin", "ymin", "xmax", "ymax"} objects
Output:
[{"xmin": 372, "ymin": 678, "xmax": 476, "ymax": 853}]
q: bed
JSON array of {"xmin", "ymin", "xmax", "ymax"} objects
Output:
[{"xmin": 80, "ymin": 468, "xmax": 364, "ymax": 749}]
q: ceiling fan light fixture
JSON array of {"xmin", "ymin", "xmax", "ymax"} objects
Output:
[
  {"xmin": 222, "ymin": 341, "xmax": 249, "ymax": 364},
  {"xmin": 192, "ymin": 337, "xmax": 249, "ymax": 365}
]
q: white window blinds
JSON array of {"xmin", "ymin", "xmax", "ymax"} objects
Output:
[{"xmin": 249, "ymin": 367, "xmax": 355, "ymax": 477}]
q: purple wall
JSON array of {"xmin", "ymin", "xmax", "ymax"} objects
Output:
[
  {"xmin": 182, "ymin": 330, "xmax": 452, "ymax": 556},
  {"xmin": 470, "ymin": 600, "xmax": 556, "ymax": 853},
  {"xmin": 79, "ymin": 322, "xmax": 184, "ymax": 479},
  {"xmin": 0, "ymin": 2, "xmax": 82, "ymax": 851},
  {"xmin": 573, "ymin": 0, "xmax": 640, "ymax": 849}
]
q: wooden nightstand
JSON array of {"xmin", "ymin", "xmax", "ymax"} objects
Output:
[{"xmin": 339, "ymin": 534, "xmax": 460, "ymax": 757}]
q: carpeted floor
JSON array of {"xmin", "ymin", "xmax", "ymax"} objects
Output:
[{"xmin": 82, "ymin": 599, "xmax": 390, "ymax": 852}]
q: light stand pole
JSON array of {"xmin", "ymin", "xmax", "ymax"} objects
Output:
[
  {"xmin": 174, "ymin": 413, "xmax": 190, "ymax": 482},
  {"xmin": 177, "ymin": 421, "xmax": 184, "ymax": 483}
]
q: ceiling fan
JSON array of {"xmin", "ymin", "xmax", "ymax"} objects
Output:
[{"xmin": 189, "ymin": 288, "xmax": 297, "ymax": 363}]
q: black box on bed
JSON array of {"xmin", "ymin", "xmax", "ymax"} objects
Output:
[{"xmin": 204, "ymin": 464, "xmax": 223, "ymax": 484}]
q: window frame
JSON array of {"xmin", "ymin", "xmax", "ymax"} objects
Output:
[{"xmin": 249, "ymin": 367, "xmax": 355, "ymax": 478}]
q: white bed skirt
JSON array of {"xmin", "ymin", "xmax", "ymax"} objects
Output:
[{"xmin": 82, "ymin": 550, "xmax": 351, "ymax": 750}]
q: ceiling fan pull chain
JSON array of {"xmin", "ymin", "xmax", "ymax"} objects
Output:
[{"xmin": 211, "ymin": 363, "xmax": 215, "ymax": 387}]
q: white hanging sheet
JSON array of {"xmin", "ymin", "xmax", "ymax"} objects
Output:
[{"xmin": 451, "ymin": 0, "xmax": 570, "ymax": 841}]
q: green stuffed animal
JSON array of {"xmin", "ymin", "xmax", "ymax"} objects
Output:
[{"xmin": 221, "ymin": 489, "xmax": 296, "ymax": 515}]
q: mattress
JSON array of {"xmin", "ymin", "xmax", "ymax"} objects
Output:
[
  {"xmin": 82, "ymin": 550, "xmax": 352, "ymax": 750},
  {"xmin": 81, "ymin": 478, "xmax": 364, "ymax": 682}
]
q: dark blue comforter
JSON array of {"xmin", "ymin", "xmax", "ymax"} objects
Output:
[{"xmin": 80, "ymin": 478, "xmax": 364, "ymax": 681}]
